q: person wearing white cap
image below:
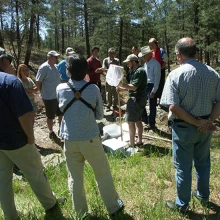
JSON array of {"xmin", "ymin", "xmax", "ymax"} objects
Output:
[
  {"xmin": 117, "ymin": 54, "xmax": 147, "ymax": 147},
  {"xmin": 138, "ymin": 46, "xmax": 161, "ymax": 129},
  {"xmin": 58, "ymin": 47, "xmax": 76, "ymax": 82},
  {"xmin": 36, "ymin": 50, "xmax": 63, "ymax": 141}
]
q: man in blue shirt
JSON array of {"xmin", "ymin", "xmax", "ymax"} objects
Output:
[
  {"xmin": 58, "ymin": 47, "xmax": 76, "ymax": 82},
  {"xmin": 0, "ymin": 52, "xmax": 61, "ymax": 219},
  {"xmin": 161, "ymin": 37, "xmax": 220, "ymax": 213}
]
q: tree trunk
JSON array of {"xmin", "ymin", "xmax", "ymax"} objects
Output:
[
  {"xmin": 84, "ymin": 0, "xmax": 90, "ymax": 58},
  {"xmin": 119, "ymin": 18, "xmax": 123, "ymax": 63},
  {"xmin": 24, "ymin": 13, "xmax": 35, "ymax": 65},
  {"xmin": 61, "ymin": 3, "xmax": 64, "ymax": 54},
  {"xmin": 36, "ymin": 14, "xmax": 41, "ymax": 49}
]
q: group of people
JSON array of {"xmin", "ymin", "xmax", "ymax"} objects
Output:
[{"xmin": 0, "ymin": 36, "xmax": 220, "ymax": 219}]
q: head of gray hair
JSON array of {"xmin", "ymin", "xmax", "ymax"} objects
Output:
[{"xmin": 175, "ymin": 37, "xmax": 197, "ymax": 58}]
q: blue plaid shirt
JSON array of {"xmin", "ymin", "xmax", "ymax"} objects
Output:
[
  {"xmin": 56, "ymin": 80, "xmax": 103, "ymax": 140},
  {"xmin": 161, "ymin": 59, "xmax": 220, "ymax": 121}
]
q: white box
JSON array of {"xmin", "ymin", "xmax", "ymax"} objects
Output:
[{"xmin": 102, "ymin": 138, "xmax": 127, "ymax": 154}]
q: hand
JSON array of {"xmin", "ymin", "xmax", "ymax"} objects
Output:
[
  {"xmin": 150, "ymin": 92, "xmax": 155, "ymax": 98},
  {"xmin": 116, "ymin": 86, "xmax": 121, "ymax": 92},
  {"xmin": 197, "ymin": 119, "xmax": 216, "ymax": 133}
]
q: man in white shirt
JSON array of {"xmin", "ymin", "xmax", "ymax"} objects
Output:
[{"xmin": 139, "ymin": 46, "xmax": 161, "ymax": 129}]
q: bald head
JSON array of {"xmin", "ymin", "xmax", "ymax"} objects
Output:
[{"xmin": 175, "ymin": 37, "xmax": 196, "ymax": 58}]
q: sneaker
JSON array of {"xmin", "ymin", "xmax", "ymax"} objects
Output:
[
  {"xmin": 49, "ymin": 131, "xmax": 57, "ymax": 140},
  {"xmin": 110, "ymin": 199, "xmax": 124, "ymax": 218},
  {"xmin": 166, "ymin": 200, "xmax": 189, "ymax": 214},
  {"xmin": 56, "ymin": 197, "xmax": 67, "ymax": 204}
]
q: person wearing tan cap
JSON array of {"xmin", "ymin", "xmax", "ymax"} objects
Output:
[
  {"xmin": 117, "ymin": 54, "xmax": 147, "ymax": 147},
  {"xmin": 36, "ymin": 50, "xmax": 63, "ymax": 141},
  {"xmin": 58, "ymin": 47, "xmax": 76, "ymax": 82},
  {"xmin": 139, "ymin": 46, "xmax": 161, "ymax": 129}
]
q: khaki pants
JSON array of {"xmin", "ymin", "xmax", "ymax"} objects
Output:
[
  {"xmin": 106, "ymin": 82, "xmax": 118, "ymax": 107},
  {"xmin": 64, "ymin": 136, "xmax": 120, "ymax": 215},
  {"xmin": 0, "ymin": 143, "xmax": 56, "ymax": 220}
]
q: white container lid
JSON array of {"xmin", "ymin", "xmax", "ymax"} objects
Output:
[
  {"xmin": 102, "ymin": 138, "xmax": 128, "ymax": 151},
  {"xmin": 103, "ymin": 124, "xmax": 121, "ymax": 138}
]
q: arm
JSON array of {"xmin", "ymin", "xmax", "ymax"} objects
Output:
[
  {"xmin": 36, "ymin": 81, "xmax": 42, "ymax": 92},
  {"xmin": 26, "ymin": 85, "xmax": 38, "ymax": 94},
  {"xmin": 151, "ymin": 62, "xmax": 161, "ymax": 97},
  {"xmin": 118, "ymin": 81, "xmax": 137, "ymax": 91},
  {"xmin": 162, "ymin": 53, "xmax": 168, "ymax": 69},
  {"xmin": 18, "ymin": 112, "xmax": 35, "ymax": 144},
  {"xmin": 209, "ymin": 100, "xmax": 220, "ymax": 122},
  {"xmin": 170, "ymin": 104, "xmax": 212, "ymax": 128},
  {"xmin": 95, "ymin": 90, "xmax": 104, "ymax": 120}
]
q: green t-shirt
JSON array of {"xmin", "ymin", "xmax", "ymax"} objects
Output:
[{"xmin": 129, "ymin": 67, "xmax": 147, "ymax": 97}]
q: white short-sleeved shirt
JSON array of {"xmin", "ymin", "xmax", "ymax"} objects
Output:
[{"xmin": 36, "ymin": 61, "xmax": 61, "ymax": 100}]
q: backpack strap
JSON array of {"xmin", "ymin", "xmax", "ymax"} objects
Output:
[{"xmin": 63, "ymin": 82, "xmax": 95, "ymax": 114}]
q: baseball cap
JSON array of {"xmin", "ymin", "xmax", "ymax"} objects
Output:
[
  {"xmin": 108, "ymin": 48, "xmax": 115, "ymax": 53},
  {"xmin": 47, "ymin": 50, "xmax": 60, "ymax": 57},
  {"xmin": 65, "ymin": 47, "xmax": 76, "ymax": 55},
  {"xmin": 123, "ymin": 54, "xmax": 138, "ymax": 63}
]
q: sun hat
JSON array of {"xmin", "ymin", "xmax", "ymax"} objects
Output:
[
  {"xmin": 47, "ymin": 51, "xmax": 60, "ymax": 57},
  {"xmin": 65, "ymin": 47, "xmax": 76, "ymax": 55},
  {"xmin": 138, "ymin": 46, "xmax": 152, "ymax": 58}
]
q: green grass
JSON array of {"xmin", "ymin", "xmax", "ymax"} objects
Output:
[{"xmin": 1, "ymin": 135, "xmax": 220, "ymax": 219}]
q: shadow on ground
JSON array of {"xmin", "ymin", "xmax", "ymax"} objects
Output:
[{"xmin": 141, "ymin": 143, "xmax": 171, "ymax": 157}]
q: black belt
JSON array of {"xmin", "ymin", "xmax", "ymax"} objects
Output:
[{"xmin": 173, "ymin": 115, "xmax": 210, "ymax": 123}]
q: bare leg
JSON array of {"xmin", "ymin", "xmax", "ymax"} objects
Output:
[
  {"xmin": 47, "ymin": 118, "xmax": 53, "ymax": 132},
  {"xmin": 135, "ymin": 120, "xmax": 143, "ymax": 144},
  {"xmin": 128, "ymin": 122, "xmax": 136, "ymax": 146},
  {"xmin": 58, "ymin": 115, "xmax": 63, "ymax": 128}
]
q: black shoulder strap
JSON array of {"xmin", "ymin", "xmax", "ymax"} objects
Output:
[{"xmin": 63, "ymin": 82, "xmax": 95, "ymax": 114}]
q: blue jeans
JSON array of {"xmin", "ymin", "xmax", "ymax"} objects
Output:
[
  {"xmin": 172, "ymin": 121, "xmax": 212, "ymax": 210},
  {"xmin": 142, "ymin": 83, "xmax": 157, "ymax": 125}
]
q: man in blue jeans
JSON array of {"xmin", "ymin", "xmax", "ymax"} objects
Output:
[
  {"xmin": 161, "ymin": 37, "xmax": 220, "ymax": 213},
  {"xmin": 138, "ymin": 46, "xmax": 161, "ymax": 129}
]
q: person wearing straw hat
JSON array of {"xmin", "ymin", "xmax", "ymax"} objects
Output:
[
  {"xmin": 117, "ymin": 54, "xmax": 147, "ymax": 147},
  {"xmin": 138, "ymin": 46, "xmax": 161, "ymax": 130},
  {"xmin": 102, "ymin": 48, "xmax": 120, "ymax": 109}
]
